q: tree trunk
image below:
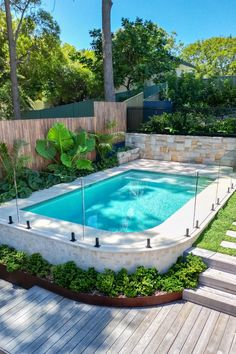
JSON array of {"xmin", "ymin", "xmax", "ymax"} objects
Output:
[
  {"xmin": 102, "ymin": 0, "xmax": 115, "ymax": 102},
  {"xmin": 4, "ymin": 0, "xmax": 21, "ymax": 119}
]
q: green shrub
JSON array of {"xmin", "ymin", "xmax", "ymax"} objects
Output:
[
  {"xmin": 128, "ymin": 266, "xmax": 160, "ymax": 297},
  {"xmin": 70, "ymin": 267, "xmax": 98, "ymax": 293},
  {"xmin": 160, "ymin": 254, "xmax": 207, "ymax": 292},
  {"xmin": 52, "ymin": 261, "xmax": 79, "ymax": 288},
  {"xmin": 141, "ymin": 112, "xmax": 236, "ymax": 136},
  {"xmin": 23, "ymin": 253, "xmax": 51, "ymax": 278},
  {"xmin": 0, "ymin": 244, "xmax": 207, "ymax": 297},
  {"xmin": 94, "ymin": 155, "xmax": 118, "ymax": 171},
  {"xmin": 162, "ymin": 73, "xmax": 236, "ymax": 110},
  {"xmin": 96, "ymin": 269, "xmax": 117, "ymax": 296},
  {"xmin": 0, "ymin": 245, "xmax": 29, "ymax": 272},
  {"xmin": 114, "ymin": 268, "xmax": 130, "ymax": 294}
]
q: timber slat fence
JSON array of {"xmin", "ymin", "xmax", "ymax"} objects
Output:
[{"xmin": 0, "ymin": 102, "xmax": 126, "ymax": 170}]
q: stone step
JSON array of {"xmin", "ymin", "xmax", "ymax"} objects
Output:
[
  {"xmin": 199, "ymin": 268, "xmax": 236, "ymax": 294},
  {"xmin": 226, "ymin": 230, "xmax": 236, "ymax": 238},
  {"xmin": 220, "ymin": 240, "xmax": 236, "ymax": 250},
  {"xmin": 185, "ymin": 247, "xmax": 236, "ymax": 274},
  {"xmin": 183, "ymin": 286, "xmax": 236, "ymax": 316}
]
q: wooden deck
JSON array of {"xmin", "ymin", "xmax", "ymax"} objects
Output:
[{"xmin": 0, "ymin": 281, "xmax": 235, "ymax": 354}]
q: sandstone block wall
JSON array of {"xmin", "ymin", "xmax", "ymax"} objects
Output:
[
  {"xmin": 126, "ymin": 133, "xmax": 236, "ymax": 166},
  {"xmin": 117, "ymin": 148, "xmax": 140, "ymax": 165}
]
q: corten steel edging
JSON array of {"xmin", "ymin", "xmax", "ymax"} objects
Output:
[{"xmin": 0, "ymin": 264, "xmax": 182, "ymax": 307}]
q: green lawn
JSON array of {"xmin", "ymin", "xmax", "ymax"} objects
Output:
[{"xmin": 194, "ymin": 191, "xmax": 236, "ymax": 256}]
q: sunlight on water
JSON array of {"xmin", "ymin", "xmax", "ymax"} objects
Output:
[{"xmin": 23, "ymin": 170, "xmax": 212, "ymax": 233}]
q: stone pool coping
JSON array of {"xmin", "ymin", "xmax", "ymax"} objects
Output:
[{"xmin": 0, "ymin": 159, "xmax": 235, "ymax": 272}]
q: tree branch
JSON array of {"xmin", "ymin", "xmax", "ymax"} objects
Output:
[{"xmin": 14, "ymin": 0, "xmax": 31, "ymax": 42}]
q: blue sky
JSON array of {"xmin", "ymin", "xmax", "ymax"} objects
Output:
[{"xmin": 43, "ymin": 0, "xmax": 236, "ymax": 49}]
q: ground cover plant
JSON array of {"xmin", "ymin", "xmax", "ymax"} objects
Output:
[
  {"xmin": 194, "ymin": 192, "xmax": 236, "ymax": 256},
  {"xmin": 0, "ymin": 244, "xmax": 207, "ymax": 297}
]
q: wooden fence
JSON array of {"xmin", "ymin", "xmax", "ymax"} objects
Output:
[{"xmin": 0, "ymin": 102, "xmax": 126, "ymax": 170}]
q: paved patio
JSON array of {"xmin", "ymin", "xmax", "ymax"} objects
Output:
[{"xmin": 0, "ymin": 281, "xmax": 235, "ymax": 354}]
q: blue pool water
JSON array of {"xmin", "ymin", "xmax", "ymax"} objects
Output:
[{"xmin": 23, "ymin": 170, "xmax": 212, "ymax": 233}]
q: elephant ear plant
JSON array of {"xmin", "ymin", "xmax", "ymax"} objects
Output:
[{"xmin": 36, "ymin": 123, "xmax": 95, "ymax": 174}]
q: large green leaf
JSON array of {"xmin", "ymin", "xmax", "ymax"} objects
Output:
[
  {"xmin": 76, "ymin": 159, "xmax": 93, "ymax": 171},
  {"xmin": 75, "ymin": 131, "xmax": 95, "ymax": 153},
  {"xmin": 36, "ymin": 139, "xmax": 57, "ymax": 160},
  {"xmin": 61, "ymin": 153, "xmax": 72, "ymax": 168},
  {"xmin": 86, "ymin": 136, "xmax": 95, "ymax": 152},
  {"xmin": 47, "ymin": 123, "xmax": 73, "ymax": 153}
]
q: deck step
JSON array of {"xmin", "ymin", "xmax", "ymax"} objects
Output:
[
  {"xmin": 185, "ymin": 247, "xmax": 236, "ymax": 274},
  {"xmin": 199, "ymin": 268, "xmax": 236, "ymax": 294},
  {"xmin": 183, "ymin": 286, "xmax": 236, "ymax": 316},
  {"xmin": 0, "ymin": 280, "xmax": 27, "ymax": 307}
]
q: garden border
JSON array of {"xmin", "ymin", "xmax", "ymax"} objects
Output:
[{"xmin": 0, "ymin": 264, "xmax": 182, "ymax": 307}]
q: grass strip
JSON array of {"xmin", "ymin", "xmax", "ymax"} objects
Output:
[{"xmin": 194, "ymin": 192, "xmax": 236, "ymax": 257}]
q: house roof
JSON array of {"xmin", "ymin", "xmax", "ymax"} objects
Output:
[{"xmin": 178, "ymin": 59, "xmax": 196, "ymax": 69}]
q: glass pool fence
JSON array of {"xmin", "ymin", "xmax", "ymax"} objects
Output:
[{"xmin": 4, "ymin": 154, "xmax": 236, "ymax": 248}]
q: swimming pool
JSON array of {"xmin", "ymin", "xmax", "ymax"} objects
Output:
[{"xmin": 23, "ymin": 170, "xmax": 212, "ymax": 233}]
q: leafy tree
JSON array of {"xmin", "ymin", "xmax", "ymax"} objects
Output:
[
  {"xmin": 42, "ymin": 44, "xmax": 98, "ymax": 106},
  {"xmin": 88, "ymin": 17, "xmax": 178, "ymax": 91},
  {"xmin": 181, "ymin": 37, "xmax": 236, "ymax": 77},
  {"xmin": 1, "ymin": 0, "xmax": 60, "ymax": 119},
  {"xmin": 3, "ymin": 0, "xmax": 21, "ymax": 119},
  {"xmin": 163, "ymin": 73, "xmax": 236, "ymax": 110}
]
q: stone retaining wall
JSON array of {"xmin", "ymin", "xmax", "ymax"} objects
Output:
[
  {"xmin": 126, "ymin": 133, "xmax": 236, "ymax": 166},
  {"xmin": 117, "ymin": 148, "xmax": 140, "ymax": 165}
]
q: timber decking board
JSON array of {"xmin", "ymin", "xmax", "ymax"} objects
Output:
[
  {"xmin": 218, "ymin": 316, "xmax": 236, "ymax": 354},
  {"xmin": 179, "ymin": 306, "xmax": 211, "ymax": 354},
  {"xmin": 4, "ymin": 294, "xmax": 64, "ymax": 352},
  {"xmin": 0, "ymin": 281, "xmax": 235, "ymax": 354},
  {"xmin": 192, "ymin": 310, "xmax": 220, "ymax": 354},
  {"xmin": 204, "ymin": 313, "xmax": 230, "ymax": 354},
  {"xmin": 12, "ymin": 299, "xmax": 89, "ymax": 353},
  {"xmin": 167, "ymin": 303, "xmax": 202, "ymax": 353}
]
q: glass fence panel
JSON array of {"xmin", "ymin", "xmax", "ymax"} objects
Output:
[{"xmin": 2, "ymin": 157, "xmax": 235, "ymax": 250}]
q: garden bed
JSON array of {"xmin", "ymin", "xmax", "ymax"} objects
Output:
[{"xmin": 0, "ymin": 264, "xmax": 182, "ymax": 307}]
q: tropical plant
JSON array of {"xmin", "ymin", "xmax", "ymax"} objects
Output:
[
  {"xmin": 35, "ymin": 122, "xmax": 95, "ymax": 171},
  {"xmin": 0, "ymin": 139, "xmax": 31, "ymax": 183},
  {"xmin": 93, "ymin": 120, "xmax": 124, "ymax": 161}
]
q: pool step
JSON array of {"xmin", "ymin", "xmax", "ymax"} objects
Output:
[
  {"xmin": 184, "ymin": 247, "xmax": 236, "ymax": 274},
  {"xmin": 199, "ymin": 268, "xmax": 236, "ymax": 294},
  {"xmin": 183, "ymin": 286, "xmax": 236, "ymax": 316}
]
